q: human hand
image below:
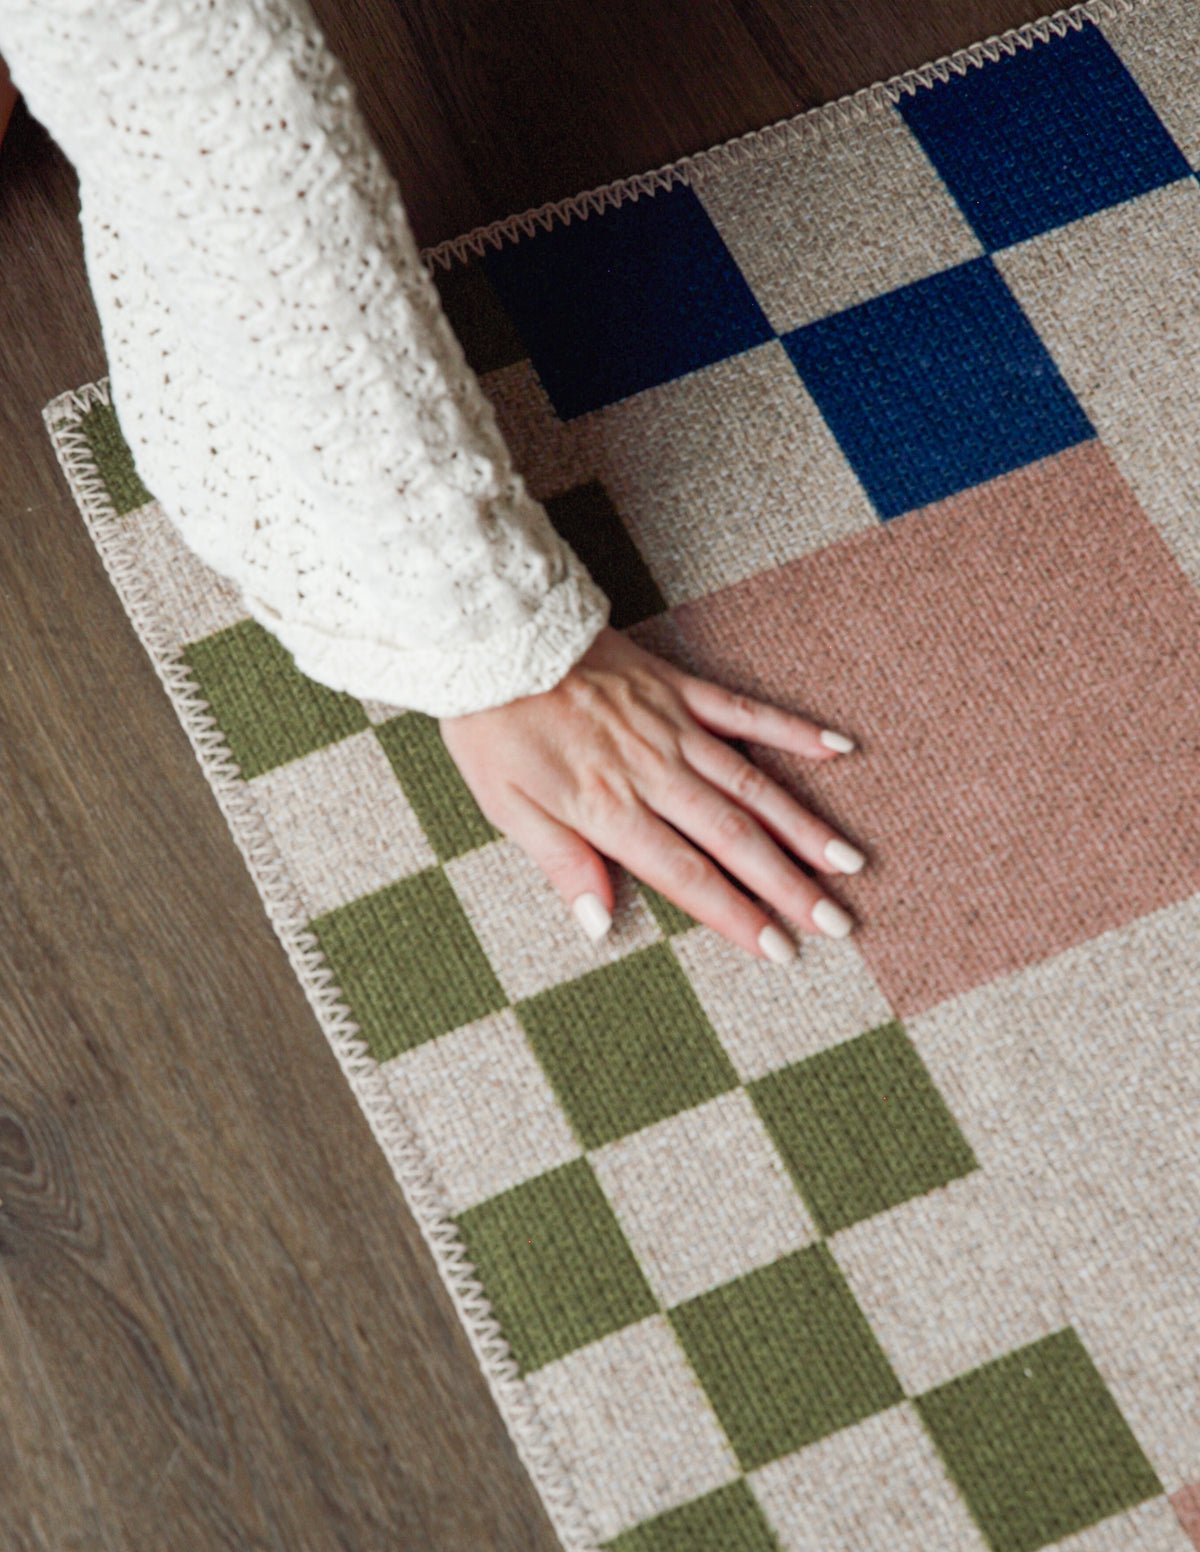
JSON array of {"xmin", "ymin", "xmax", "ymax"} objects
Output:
[{"xmin": 437, "ymin": 626, "xmax": 865, "ymax": 963}]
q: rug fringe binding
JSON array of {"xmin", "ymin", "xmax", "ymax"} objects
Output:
[
  {"xmin": 41, "ymin": 378, "xmax": 601, "ymax": 1552},
  {"xmin": 421, "ymin": 0, "xmax": 1141, "ymax": 269}
]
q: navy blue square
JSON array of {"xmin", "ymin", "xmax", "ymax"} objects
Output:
[
  {"xmin": 481, "ymin": 185, "xmax": 774, "ymax": 420},
  {"xmin": 898, "ymin": 22, "xmax": 1191, "ymax": 250},
  {"xmin": 781, "ymin": 257, "xmax": 1093, "ymax": 521}
]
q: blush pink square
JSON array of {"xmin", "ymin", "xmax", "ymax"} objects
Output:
[
  {"xmin": 670, "ymin": 441, "xmax": 1200, "ymax": 1017},
  {"xmin": 1172, "ymin": 1482, "xmax": 1200, "ymax": 1548}
]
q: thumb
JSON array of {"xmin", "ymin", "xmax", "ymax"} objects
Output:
[{"xmin": 503, "ymin": 791, "xmax": 615, "ymax": 943}]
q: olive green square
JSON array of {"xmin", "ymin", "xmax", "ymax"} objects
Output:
[
  {"xmin": 374, "ymin": 711, "xmax": 501, "ymax": 861},
  {"xmin": 181, "ymin": 619, "xmax": 369, "ymax": 780},
  {"xmin": 636, "ymin": 881, "xmax": 697, "ymax": 937},
  {"xmin": 604, "ymin": 1481, "xmax": 781, "ymax": 1551},
  {"xmin": 543, "ymin": 481, "xmax": 667, "ymax": 631},
  {"xmin": 455, "ymin": 1158, "xmax": 657, "ymax": 1374},
  {"xmin": 749, "ymin": 1021, "xmax": 977, "ymax": 1236},
  {"xmin": 308, "ymin": 867, "xmax": 508, "ymax": 1061},
  {"xmin": 432, "ymin": 259, "xmax": 528, "ymax": 377},
  {"xmin": 79, "ymin": 399, "xmax": 154, "ymax": 516},
  {"xmin": 669, "ymin": 1244, "xmax": 902, "ymax": 1471},
  {"xmin": 516, "ymin": 944, "xmax": 739, "ymax": 1149},
  {"xmin": 916, "ymin": 1328, "xmax": 1161, "ymax": 1552}
]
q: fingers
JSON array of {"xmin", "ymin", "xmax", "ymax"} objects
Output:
[
  {"xmin": 499, "ymin": 789, "xmax": 616, "ymax": 942},
  {"xmin": 443, "ymin": 633, "xmax": 868, "ymax": 966},
  {"xmin": 652, "ymin": 662, "xmax": 854, "ymax": 761},
  {"xmin": 645, "ymin": 758, "xmax": 854, "ymax": 944},
  {"xmin": 600, "ymin": 799, "xmax": 839, "ymax": 960},
  {"xmin": 679, "ymin": 726, "xmax": 866, "ymax": 878},
  {"xmin": 503, "ymin": 783, "xmax": 845, "ymax": 966}
]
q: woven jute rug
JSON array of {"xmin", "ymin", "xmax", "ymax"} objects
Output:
[{"xmin": 43, "ymin": 1, "xmax": 1200, "ymax": 1546}]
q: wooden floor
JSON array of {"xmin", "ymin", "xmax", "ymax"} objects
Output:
[{"xmin": 0, "ymin": 3, "xmax": 1049, "ymax": 1547}]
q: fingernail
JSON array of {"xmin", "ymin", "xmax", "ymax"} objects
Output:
[
  {"xmin": 824, "ymin": 838, "xmax": 866, "ymax": 874},
  {"xmin": 813, "ymin": 899, "xmax": 854, "ymax": 939},
  {"xmin": 572, "ymin": 892, "xmax": 612, "ymax": 942},
  {"xmin": 820, "ymin": 729, "xmax": 855, "ymax": 754},
  {"xmin": 758, "ymin": 923, "xmax": 797, "ymax": 963}
]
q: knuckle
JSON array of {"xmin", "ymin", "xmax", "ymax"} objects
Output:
[
  {"xmin": 564, "ymin": 674, "xmax": 607, "ymax": 718},
  {"xmin": 574, "ymin": 767, "xmax": 634, "ymax": 828},
  {"xmin": 713, "ymin": 803, "xmax": 755, "ymax": 844},
  {"xmin": 634, "ymin": 669, "xmax": 684, "ymax": 717},
  {"xmin": 728, "ymin": 759, "xmax": 766, "ymax": 806},
  {"xmin": 660, "ymin": 766, "xmax": 701, "ymax": 810},
  {"xmin": 728, "ymin": 691, "xmax": 759, "ymax": 725},
  {"xmin": 665, "ymin": 847, "xmax": 711, "ymax": 893},
  {"xmin": 629, "ymin": 735, "xmax": 674, "ymax": 783}
]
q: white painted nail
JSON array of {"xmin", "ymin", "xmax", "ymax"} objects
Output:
[
  {"xmin": 758, "ymin": 924, "xmax": 797, "ymax": 963},
  {"xmin": 824, "ymin": 838, "xmax": 866, "ymax": 874},
  {"xmin": 812, "ymin": 899, "xmax": 854, "ymax": 939},
  {"xmin": 572, "ymin": 891, "xmax": 612, "ymax": 942},
  {"xmin": 819, "ymin": 729, "xmax": 855, "ymax": 754}
]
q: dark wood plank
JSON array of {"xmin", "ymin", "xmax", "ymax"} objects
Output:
[
  {"xmin": 0, "ymin": 102, "xmax": 559, "ymax": 1552},
  {"xmin": 0, "ymin": 1272, "xmax": 111, "ymax": 1552},
  {"xmin": 0, "ymin": 4, "xmax": 1056, "ymax": 1547},
  {"xmin": 327, "ymin": 0, "xmax": 1056, "ymax": 247}
]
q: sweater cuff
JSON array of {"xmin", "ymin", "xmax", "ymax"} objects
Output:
[{"xmin": 242, "ymin": 539, "xmax": 612, "ymax": 718}]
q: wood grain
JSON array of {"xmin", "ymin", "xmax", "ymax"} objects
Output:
[
  {"xmin": 0, "ymin": 3, "xmax": 1051, "ymax": 1547},
  {"xmin": 315, "ymin": 0, "xmax": 1054, "ymax": 248}
]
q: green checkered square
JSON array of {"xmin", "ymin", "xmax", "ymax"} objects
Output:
[
  {"xmin": 430, "ymin": 259, "xmax": 528, "ymax": 377},
  {"xmin": 308, "ymin": 868, "xmax": 507, "ymax": 1060},
  {"xmin": 916, "ymin": 1328, "xmax": 1161, "ymax": 1552},
  {"xmin": 374, "ymin": 711, "xmax": 501, "ymax": 861},
  {"xmin": 637, "ymin": 882, "xmax": 697, "ymax": 937},
  {"xmin": 749, "ymin": 1021, "xmax": 978, "ymax": 1235},
  {"xmin": 455, "ymin": 1158, "xmax": 658, "ymax": 1374},
  {"xmin": 181, "ymin": 620, "xmax": 369, "ymax": 780},
  {"xmin": 79, "ymin": 399, "xmax": 154, "ymax": 516},
  {"xmin": 604, "ymin": 1480, "xmax": 781, "ymax": 1551},
  {"xmin": 543, "ymin": 481, "xmax": 667, "ymax": 631},
  {"xmin": 517, "ymin": 944, "xmax": 739, "ymax": 1149},
  {"xmin": 669, "ymin": 1244, "xmax": 902, "ymax": 1471}
]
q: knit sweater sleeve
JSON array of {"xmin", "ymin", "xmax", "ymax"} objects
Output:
[{"xmin": 0, "ymin": 0, "xmax": 611, "ymax": 716}]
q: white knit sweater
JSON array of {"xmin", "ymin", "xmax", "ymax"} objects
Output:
[{"xmin": 1, "ymin": 0, "xmax": 611, "ymax": 715}]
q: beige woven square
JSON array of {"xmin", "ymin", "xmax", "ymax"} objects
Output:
[
  {"xmin": 590, "ymin": 1090, "xmax": 816, "ymax": 1306},
  {"xmin": 750, "ymin": 1402, "xmax": 989, "ymax": 1552},
  {"xmin": 695, "ymin": 106, "xmax": 983, "ymax": 332},
  {"xmin": 526, "ymin": 1315, "xmax": 739, "ymax": 1542}
]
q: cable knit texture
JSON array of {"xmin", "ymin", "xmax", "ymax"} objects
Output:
[{"xmin": 0, "ymin": 0, "xmax": 610, "ymax": 714}]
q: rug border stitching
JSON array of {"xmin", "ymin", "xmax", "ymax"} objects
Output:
[
  {"xmin": 420, "ymin": 0, "xmax": 1140, "ymax": 269},
  {"xmin": 39, "ymin": 379, "xmax": 600, "ymax": 1552}
]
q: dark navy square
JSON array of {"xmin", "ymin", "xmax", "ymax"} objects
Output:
[
  {"xmin": 481, "ymin": 184, "xmax": 774, "ymax": 420},
  {"xmin": 898, "ymin": 22, "xmax": 1191, "ymax": 250},
  {"xmin": 781, "ymin": 257, "xmax": 1094, "ymax": 521}
]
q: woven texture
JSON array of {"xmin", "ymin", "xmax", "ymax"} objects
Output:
[{"xmin": 43, "ymin": 3, "xmax": 1200, "ymax": 1548}]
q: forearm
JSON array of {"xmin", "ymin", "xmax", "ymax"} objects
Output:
[{"xmin": 0, "ymin": 0, "xmax": 609, "ymax": 713}]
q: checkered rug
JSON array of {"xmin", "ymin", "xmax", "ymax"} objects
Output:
[{"xmin": 44, "ymin": 1, "xmax": 1200, "ymax": 1547}]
